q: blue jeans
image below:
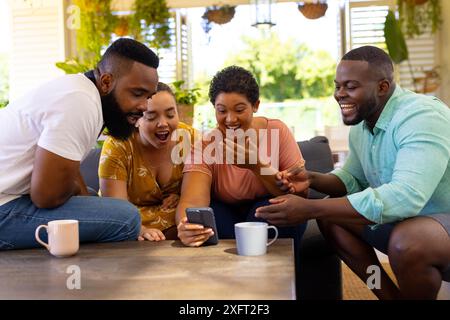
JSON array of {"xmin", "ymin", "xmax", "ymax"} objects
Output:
[{"xmin": 0, "ymin": 195, "xmax": 141, "ymax": 250}]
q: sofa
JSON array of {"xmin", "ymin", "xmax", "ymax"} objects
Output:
[
  {"xmin": 297, "ymin": 136, "xmax": 342, "ymax": 300},
  {"xmin": 80, "ymin": 136, "xmax": 342, "ymax": 300}
]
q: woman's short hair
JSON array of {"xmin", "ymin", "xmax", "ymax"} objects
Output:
[{"xmin": 209, "ymin": 66, "xmax": 260, "ymax": 105}]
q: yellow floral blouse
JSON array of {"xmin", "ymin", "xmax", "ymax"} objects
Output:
[{"xmin": 99, "ymin": 122, "xmax": 195, "ymax": 231}]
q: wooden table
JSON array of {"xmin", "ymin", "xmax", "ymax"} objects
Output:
[{"xmin": 0, "ymin": 239, "xmax": 295, "ymax": 300}]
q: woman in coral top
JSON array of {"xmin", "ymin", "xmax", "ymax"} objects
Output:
[{"xmin": 176, "ymin": 66, "xmax": 308, "ymax": 249}]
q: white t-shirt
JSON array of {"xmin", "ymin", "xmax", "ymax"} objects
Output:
[{"xmin": 0, "ymin": 74, "xmax": 103, "ymax": 206}]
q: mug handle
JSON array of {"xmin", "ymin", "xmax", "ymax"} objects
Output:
[
  {"xmin": 267, "ymin": 225, "xmax": 278, "ymax": 246},
  {"xmin": 35, "ymin": 225, "xmax": 50, "ymax": 250}
]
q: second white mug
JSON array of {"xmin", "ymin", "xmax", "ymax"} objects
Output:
[{"xmin": 234, "ymin": 222, "xmax": 278, "ymax": 256}]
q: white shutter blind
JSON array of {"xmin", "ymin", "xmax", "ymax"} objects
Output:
[
  {"xmin": 346, "ymin": 0, "xmax": 438, "ymax": 93},
  {"xmin": 399, "ymin": 33, "xmax": 438, "ymax": 93},
  {"xmin": 348, "ymin": 1, "xmax": 389, "ymax": 49},
  {"xmin": 177, "ymin": 12, "xmax": 191, "ymax": 85},
  {"xmin": 156, "ymin": 13, "xmax": 177, "ymax": 84},
  {"xmin": 8, "ymin": 0, "xmax": 65, "ymax": 100},
  {"xmin": 157, "ymin": 11, "xmax": 191, "ymax": 85}
]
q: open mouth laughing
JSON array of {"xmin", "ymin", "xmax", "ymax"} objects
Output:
[
  {"xmin": 225, "ymin": 124, "xmax": 241, "ymax": 131},
  {"xmin": 340, "ymin": 104, "xmax": 356, "ymax": 117},
  {"xmin": 155, "ymin": 130, "xmax": 170, "ymax": 142}
]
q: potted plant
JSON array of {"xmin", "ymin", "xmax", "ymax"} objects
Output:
[
  {"xmin": 397, "ymin": 0, "xmax": 442, "ymax": 37},
  {"xmin": 298, "ymin": 1, "xmax": 328, "ymax": 20},
  {"xmin": 202, "ymin": 5, "xmax": 236, "ymax": 33},
  {"xmin": 172, "ymin": 80, "xmax": 201, "ymax": 125}
]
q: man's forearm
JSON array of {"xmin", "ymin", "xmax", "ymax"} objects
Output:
[
  {"xmin": 309, "ymin": 171, "xmax": 348, "ymax": 197},
  {"xmin": 308, "ymin": 197, "xmax": 374, "ymax": 225}
]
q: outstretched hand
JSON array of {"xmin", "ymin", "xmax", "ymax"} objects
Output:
[
  {"xmin": 255, "ymin": 194, "xmax": 311, "ymax": 226},
  {"xmin": 275, "ymin": 164, "xmax": 310, "ymax": 195}
]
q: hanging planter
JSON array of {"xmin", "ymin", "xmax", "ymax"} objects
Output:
[
  {"xmin": 298, "ymin": 1, "xmax": 328, "ymax": 20},
  {"xmin": 203, "ymin": 5, "xmax": 236, "ymax": 24},
  {"xmin": 202, "ymin": 5, "xmax": 236, "ymax": 34},
  {"xmin": 114, "ymin": 16, "xmax": 130, "ymax": 36}
]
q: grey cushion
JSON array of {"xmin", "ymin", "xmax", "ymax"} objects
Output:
[
  {"xmin": 298, "ymin": 136, "xmax": 334, "ymax": 199},
  {"xmin": 80, "ymin": 148, "xmax": 102, "ymax": 192}
]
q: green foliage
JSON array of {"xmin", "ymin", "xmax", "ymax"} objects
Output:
[
  {"xmin": 384, "ymin": 10, "xmax": 417, "ymax": 91},
  {"xmin": 172, "ymin": 80, "xmax": 201, "ymax": 106},
  {"xmin": 55, "ymin": 59, "xmax": 93, "ymax": 74},
  {"xmin": 193, "ymin": 97, "xmax": 339, "ymax": 141},
  {"xmin": 398, "ymin": 0, "xmax": 442, "ymax": 38},
  {"xmin": 384, "ymin": 10, "xmax": 409, "ymax": 64},
  {"xmin": 0, "ymin": 53, "xmax": 9, "ymax": 108},
  {"xmin": 56, "ymin": 0, "xmax": 172, "ymax": 74},
  {"xmin": 295, "ymin": 50, "xmax": 337, "ymax": 99},
  {"xmin": 224, "ymin": 32, "xmax": 336, "ymax": 101},
  {"xmin": 130, "ymin": 0, "xmax": 172, "ymax": 51},
  {"xmin": 56, "ymin": 0, "xmax": 115, "ymax": 73},
  {"xmin": 192, "ymin": 72, "xmax": 212, "ymax": 106}
]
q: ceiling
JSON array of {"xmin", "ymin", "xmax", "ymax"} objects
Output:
[{"xmin": 112, "ymin": 0, "xmax": 297, "ymax": 10}]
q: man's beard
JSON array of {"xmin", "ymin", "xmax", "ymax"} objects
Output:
[
  {"xmin": 343, "ymin": 95, "xmax": 378, "ymax": 126},
  {"xmin": 101, "ymin": 91, "xmax": 135, "ymax": 140}
]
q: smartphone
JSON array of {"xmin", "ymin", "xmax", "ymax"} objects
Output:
[{"xmin": 185, "ymin": 207, "xmax": 219, "ymax": 246}]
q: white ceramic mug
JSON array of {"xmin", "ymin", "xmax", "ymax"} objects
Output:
[
  {"xmin": 35, "ymin": 220, "xmax": 79, "ymax": 257},
  {"xmin": 234, "ymin": 222, "xmax": 278, "ymax": 256}
]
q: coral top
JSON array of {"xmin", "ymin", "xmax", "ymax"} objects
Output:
[{"xmin": 183, "ymin": 118, "xmax": 304, "ymax": 203}]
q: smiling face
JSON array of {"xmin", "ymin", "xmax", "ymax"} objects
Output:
[
  {"xmin": 334, "ymin": 60, "xmax": 386, "ymax": 128},
  {"xmin": 100, "ymin": 61, "xmax": 159, "ymax": 139},
  {"xmin": 214, "ymin": 92, "xmax": 259, "ymax": 133},
  {"xmin": 112, "ymin": 61, "xmax": 159, "ymax": 121},
  {"xmin": 138, "ymin": 90, "xmax": 179, "ymax": 149}
]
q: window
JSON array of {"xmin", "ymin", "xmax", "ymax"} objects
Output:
[{"xmin": 344, "ymin": 0, "xmax": 439, "ymax": 93}]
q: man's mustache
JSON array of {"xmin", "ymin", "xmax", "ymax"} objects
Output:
[{"xmin": 126, "ymin": 111, "xmax": 144, "ymax": 124}]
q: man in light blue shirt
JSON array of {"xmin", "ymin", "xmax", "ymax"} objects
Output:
[{"xmin": 256, "ymin": 46, "xmax": 450, "ymax": 299}]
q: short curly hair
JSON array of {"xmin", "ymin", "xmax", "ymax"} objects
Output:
[{"xmin": 209, "ymin": 66, "xmax": 260, "ymax": 105}]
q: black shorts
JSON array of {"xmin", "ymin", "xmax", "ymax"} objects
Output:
[{"xmin": 361, "ymin": 213, "xmax": 450, "ymax": 282}]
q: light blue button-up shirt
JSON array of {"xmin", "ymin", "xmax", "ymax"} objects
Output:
[{"xmin": 332, "ymin": 86, "xmax": 450, "ymax": 226}]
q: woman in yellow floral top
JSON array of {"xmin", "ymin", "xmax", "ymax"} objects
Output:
[{"xmin": 99, "ymin": 82, "xmax": 195, "ymax": 241}]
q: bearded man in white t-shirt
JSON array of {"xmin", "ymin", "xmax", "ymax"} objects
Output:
[{"xmin": 0, "ymin": 38, "xmax": 159, "ymax": 249}]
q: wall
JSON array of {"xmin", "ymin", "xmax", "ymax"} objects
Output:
[
  {"xmin": 112, "ymin": 0, "xmax": 296, "ymax": 10},
  {"xmin": 7, "ymin": 0, "xmax": 65, "ymax": 100},
  {"xmin": 438, "ymin": 0, "xmax": 450, "ymax": 105}
]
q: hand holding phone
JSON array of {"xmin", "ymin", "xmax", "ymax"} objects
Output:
[{"xmin": 185, "ymin": 207, "xmax": 219, "ymax": 246}]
